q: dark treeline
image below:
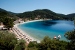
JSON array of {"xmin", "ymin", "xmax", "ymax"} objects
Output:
[
  {"xmin": 0, "ymin": 8, "xmax": 19, "ymax": 29},
  {"xmin": 0, "ymin": 31, "xmax": 25, "ymax": 50},
  {"xmin": 27, "ymin": 29, "xmax": 75, "ymax": 50},
  {"xmin": 0, "ymin": 30, "xmax": 75, "ymax": 50},
  {"xmin": 0, "ymin": 8, "xmax": 19, "ymax": 22},
  {"xmin": 17, "ymin": 9, "xmax": 62, "ymax": 20},
  {"xmin": 0, "ymin": 8, "xmax": 75, "ymax": 21},
  {"xmin": 16, "ymin": 9, "xmax": 75, "ymax": 20}
]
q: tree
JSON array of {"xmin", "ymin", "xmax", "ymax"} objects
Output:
[
  {"xmin": 65, "ymin": 30, "xmax": 75, "ymax": 41},
  {"xmin": 65, "ymin": 18, "xmax": 75, "ymax": 42},
  {"xmin": 14, "ymin": 39, "xmax": 26, "ymax": 50},
  {"xmin": 64, "ymin": 18, "xmax": 75, "ymax": 50},
  {"xmin": 74, "ymin": 17, "xmax": 75, "ymax": 27},
  {"xmin": 27, "ymin": 41, "xmax": 38, "ymax": 50},
  {"xmin": 0, "ymin": 31, "xmax": 17, "ymax": 50},
  {"xmin": 39, "ymin": 36, "xmax": 54, "ymax": 50},
  {"xmin": 39, "ymin": 36, "xmax": 67, "ymax": 50},
  {"xmin": 3, "ymin": 17, "xmax": 14, "ymax": 30},
  {"xmin": 65, "ymin": 30, "xmax": 75, "ymax": 50}
]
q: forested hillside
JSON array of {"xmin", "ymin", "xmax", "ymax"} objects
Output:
[
  {"xmin": 0, "ymin": 8, "xmax": 19, "ymax": 22},
  {"xmin": 0, "ymin": 8, "xmax": 75, "ymax": 21},
  {"xmin": 17, "ymin": 9, "xmax": 62, "ymax": 20},
  {"xmin": 16, "ymin": 9, "xmax": 75, "ymax": 20}
]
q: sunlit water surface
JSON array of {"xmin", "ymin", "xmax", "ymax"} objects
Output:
[{"xmin": 18, "ymin": 20, "xmax": 74, "ymax": 41}]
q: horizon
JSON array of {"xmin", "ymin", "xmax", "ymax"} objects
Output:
[{"xmin": 0, "ymin": 0, "xmax": 75, "ymax": 15}]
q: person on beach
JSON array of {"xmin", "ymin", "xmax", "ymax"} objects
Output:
[
  {"xmin": 54, "ymin": 36, "xmax": 57, "ymax": 39},
  {"xmin": 57, "ymin": 35, "xmax": 61, "ymax": 40}
]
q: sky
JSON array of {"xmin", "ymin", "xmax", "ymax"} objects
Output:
[{"xmin": 0, "ymin": 0, "xmax": 75, "ymax": 14}]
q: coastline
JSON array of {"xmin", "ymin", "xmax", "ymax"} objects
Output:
[{"xmin": 12, "ymin": 19, "xmax": 43, "ymax": 43}]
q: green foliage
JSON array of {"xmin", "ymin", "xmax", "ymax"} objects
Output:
[
  {"xmin": 47, "ymin": 48, "xmax": 51, "ymax": 50},
  {"xmin": 27, "ymin": 41, "xmax": 39, "ymax": 50},
  {"xmin": 13, "ymin": 22, "xmax": 75, "ymax": 50},
  {"xmin": 39, "ymin": 36, "xmax": 68, "ymax": 50},
  {"xmin": 28, "ymin": 47, "xmax": 38, "ymax": 50},
  {"xmin": 28, "ymin": 42, "xmax": 35, "ymax": 47},
  {"xmin": 0, "ymin": 8, "xmax": 15, "ymax": 29},
  {"xmin": 66, "ymin": 13, "xmax": 75, "ymax": 20},
  {"xmin": 0, "ymin": 8, "xmax": 75, "ymax": 21},
  {"xmin": 14, "ymin": 39, "xmax": 26, "ymax": 50},
  {"xmin": 16, "ymin": 9, "xmax": 75, "ymax": 20},
  {"xmin": 17, "ymin": 9, "xmax": 63, "ymax": 20},
  {"xmin": 0, "ymin": 30, "xmax": 74, "ymax": 50},
  {"xmin": 27, "ymin": 36, "xmax": 68, "ymax": 50},
  {"xmin": 65, "ymin": 30, "xmax": 75, "ymax": 50},
  {"xmin": 65, "ymin": 30, "xmax": 75, "ymax": 41},
  {"xmin": 74, "ymin": 17, "xmax": 75, "ymax": 27},
  {"xmin": 3, "ymin": 17, "xmax": 14, "ymax": 29},
  {"xmin": 0, "ymin": 31, "xmax": 17, "ymax": 50},
  {"xmin": 28, "ymin": 41, "xmax": 37, "ymax": 48},
  {"xmin": 0, "ymin": 31, "xmax": 26, "ymax": 50},
  {"xmin": 0, "ymin": 8, "xmax": 19, "ymax": 24},
  {"xmin": 64, "ymin": 21, "xmax": 75, "ymax": 50},
  {"xmin": 0, "ymin": 11, "xmax": 8, "ymax": 22}
]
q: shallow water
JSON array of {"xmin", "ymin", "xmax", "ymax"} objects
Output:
[{"xmin": 18, "ymin": 20, "xmax": 74, "ymax": 41}]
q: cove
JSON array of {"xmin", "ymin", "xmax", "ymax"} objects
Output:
[{"xmin": 18, "ymin": 20, "xmax": 74, "ymax": 41}]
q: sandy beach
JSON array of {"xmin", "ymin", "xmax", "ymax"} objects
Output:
[{"xmin": 12, "ymin": 20, "xmax": 43, "ymax": 43}]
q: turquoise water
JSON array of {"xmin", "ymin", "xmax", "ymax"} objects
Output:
[{"xmin": 18, "ymin": 20, "xmax": 74, "ymax": 41}]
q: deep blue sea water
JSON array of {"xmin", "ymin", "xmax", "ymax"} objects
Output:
[{"xmin": 18, "ymin": 20, "xmax": 74, "ymax": 41}]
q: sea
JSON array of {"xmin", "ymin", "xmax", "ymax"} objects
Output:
[{"xmin": 18, "ymin": 20, "xmax": 74, "ymax": 41}]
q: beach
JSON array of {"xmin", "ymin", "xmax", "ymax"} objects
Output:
[{"xmin": 11, "ymin": 20, "xmax": 43, "ymax": 43}]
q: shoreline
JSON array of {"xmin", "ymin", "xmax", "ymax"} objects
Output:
[{"xmin": 12, "ymin": 19, "xmax": 44, "ymax": 43}]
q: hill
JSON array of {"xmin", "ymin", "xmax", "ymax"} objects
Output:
[
  {"xmin": 16, "ymin": 9, "xmax": 75, "ymax": 20},
  {"xmin": 0, "ymin": 8, "xmax": 19, "ymax": 22},
  {"xmin": 16, "ymin": 9, "xmax": 63, "ymax": 20},
  {"xmin": 0, "ymin": 8, "xmax": 75, "ymax": 20}
]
